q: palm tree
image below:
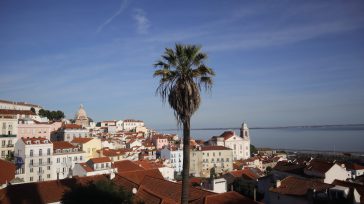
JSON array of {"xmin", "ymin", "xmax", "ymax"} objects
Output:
[{"xmin": 153, "ymin": 44, "xmax": 215, "ymax": 204}]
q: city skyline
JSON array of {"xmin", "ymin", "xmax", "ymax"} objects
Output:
[{"xmin": 1, "ymin": 1, "xmax": 364, "ymax": 129}]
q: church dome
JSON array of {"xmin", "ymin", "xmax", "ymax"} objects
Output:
[{"xmin": 75, "ymin": 104, "xmax": 88, "ymax": 120}]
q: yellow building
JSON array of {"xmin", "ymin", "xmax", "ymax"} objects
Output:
[{"xmin": 71, "ymin": 137, "xmax": 101, "ymax": 160}]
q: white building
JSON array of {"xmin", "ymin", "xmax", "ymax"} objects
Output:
[
  {"xmin": 304, "ymin": 159, "xmax": 351, "ymax": 184},
  {"xmin": 52, "ymin": 141, "xmax": 86, "ymax": 180},
  {"xmin": 160, "ymin": 146, "xmax": 183, "ymax": 173},
  {"xmin": 56, "ymin": 124, "xmax": 90, "ymax": 142},
  {"xmin": 209, "ymin": 122, "xmax": 250, "ymax": 160},
  {"xmin": 73, "ymin": 157, "xmax": 117, "ymax": 177},
  {"xmin": 0, "ymin": 99, "xmax": 42, "ymax": 114},
  {"xmin": 14, "ymin": 137, "xmax": 54, "ymax": 183},
  {"xmin": 122, "ymin": 119, "xmax": 144, "ymax": 131},
  {"xmin": 190, "ymin": 146, "xmax": 233, "ymax": 178}
]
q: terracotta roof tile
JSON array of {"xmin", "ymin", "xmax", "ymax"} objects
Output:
[
  {"xmin": 203, "ymin": 191, "xmax": 260, "ymax": 204},
  {"xmin": 137, "ymin": 176, "xmax": 215, "ymax": 203},
  {"xmin": 345, "ymin": 163, "xmax": 364, "ymax": 170},
  {"xmin": 89, "ymin": 157, "xmax": 111, "ymax": 164},
  {"xmin": 0, "ymin": 175, "xmax": 109, "ymax": 204},
  {"xmin": 304, "ymin": 159, "xmax": 334, "ymax": 175},
  {"xmin": 21, "ymin": 137, "xmax": 51, "ymax": 145},
  {"xmin": 118, "ymin": 169, "xmax": 164, "ymax": 185},
  {"xmin": 0, "ymin": 159, "xmax": 15, "ymax": 185},
  {"xmin": 270, "ymin": 176, "xmax": 333, "ymax": 196},
  {"xmin": 52, "ymin": 141, "xmax": 76, "ymax": 150},
  {"xmin": 219, "ymin": 131, "xmax": 235, "ymax": 140},
  {"xmin": 227, "ymin": 169, "xmax": 260, "ymax": 180},
  {"xmin": 113, "ymin": 160, "xmax": 145, "ymax": 173},
  {"xmin": 63, "ymin": 124, "xmax": 82, "ymax": 129}
]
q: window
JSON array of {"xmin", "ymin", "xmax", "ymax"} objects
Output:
[
  {"xmin": 47, "ymin": 148, "xmax": 51, "ymax": 155},
  {"xmin": 80, "ymin": 156, "xmax": 83, "ymax": 161},
  {"xmin": 234, "ymin": 144, "xmax": 236, "ymax": 150},
  {"xmin": 219, "ymin": 152, "xmax": 221, "ymax": 156},
  {"xmin": 30, "ymin": 159, "xmax": 33, "ymax": 165},
  {"xmin": 30, "ymin": 150, "xmax": 33, "ymax": 157},
  {"xmin": 39, "ymin": 149, "xmax": 42, "ymax": 156},
  {"xmin": 39, "ymin": 159, "xmax": 42, "ymax": 164},
  {"xmin": 207, "ymin": 153, "xmax": 209, "ymax": 157},
  {"xmin": 213, "ymin": 152, "xmax": 215, "ymax": 157},
  {"xmin": 47, "ymin": 174, "xmax": 50, "ymax": 178},
  {"xmin": 47, "ymin": 158, "xmax": 51, "ymax": 164},
  {"xmin": 30, "ymin": 177, "xmax": 33, "ymax": 182},
  {"xmin": 30, "ymin": 168, "xmax": 33, "ymax": 173},
  {"xmin": 101, "ymin": 163, "xmax": 104, "ymax": 168},
  {"xmin": 226, "ymin": 158, "xmax": 229, "ymax": 162},
  {"xmin": 57, "ymin": 158, "xmax": 60, "ymax": 163},
  {"xmin": 47, "ymin": 166, "xmax": 50, "ymax": 170},
  {"xmin": 1, "ymin": 151, "xmax": 4, "ymax": 156},
  {"xmin": 1, "ymin": 141, "xmax": 5, "ymax": 147}
]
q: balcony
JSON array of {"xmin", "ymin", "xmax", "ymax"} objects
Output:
[
  {"xmin": 7, "ymin": 144, "xmax": 14, "ymax": 147},
  {"xmin": 0, "ymin": 134, "xmax": 16, "ymax": 138},
  {"xmin": 29, "ymin": 162, "xmax": 52, "ymax": 167}
]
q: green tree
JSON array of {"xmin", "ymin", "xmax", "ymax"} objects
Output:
[
  {"xmin": 153, "ymin": 44, "xmax": 215, "ymax": 204},
  {"xmin": 250, "ymin": 144, "xmax": 258, "ymax": 155},
  {"xmin": 61, "ymin": 180, "xmax": 132, "ymax": 204},
  {"xmin": 30, "ymin": 107, "xmax": 36, "ymax": 114}
]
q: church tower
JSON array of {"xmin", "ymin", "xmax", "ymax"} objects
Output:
[{"xmin": 240, "ymin": 122, "xmax": 249, "ymax": 139}]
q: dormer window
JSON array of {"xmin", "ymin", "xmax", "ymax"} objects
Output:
[
  {"xmin": 35, "ymin": 140, "xmax": 40, "ymax": 144},
  {"xmin": 44, "ymin": 140, "xmax": 48, "ymax": 144},
  {"xmin": 26, "ymin": 141, "xmax": 31, "ymax": 145}
]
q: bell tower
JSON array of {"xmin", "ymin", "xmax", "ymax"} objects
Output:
[{"xmin": 240, "ymin": 122, "xmax": 249, "ymax": 139}]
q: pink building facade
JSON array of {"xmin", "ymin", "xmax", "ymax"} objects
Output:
[
  {"xmin": 152, "ymin": 135, "xmax": 169, "ymax": 149},
  {"xmin": 17, "ymin": 120, "xmax": 62, "ymax": 140}
]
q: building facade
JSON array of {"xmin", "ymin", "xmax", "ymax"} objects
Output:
[
  {"xmin": 52, "ymin": 141, "xmax": 86, "ymax": 180},
  {"xmin": 209, "ymin": 122, "xmax": 251, "ymax": 160},
  {"xmin": 14, "ymin": 137, "xmax": 54, "ymax": 183},
  {"xmin": 190, "ymin": 146, "xmax": 233, "ymax": 178}
]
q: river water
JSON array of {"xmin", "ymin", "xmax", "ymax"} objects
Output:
[{"xmin": 160, "ymin": 125, "xmax": 364, "ymax": 153}]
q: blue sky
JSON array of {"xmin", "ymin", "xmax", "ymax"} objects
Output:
[{"xmin": 0, "ymin": 1, "xmax": 363, "ymax": 129}]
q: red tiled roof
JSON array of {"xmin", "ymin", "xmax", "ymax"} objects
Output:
[
  {"xmin": 89, "ymin": 157, "xmax": 111, "ymax": 164},
  {"xmin": 270, "ymin": 176, "xmax": 333, "ymax": 196},
  {"xmin": 345, "ymin": 163, "xmax": 364, "ymax": 170},
  {"xmin": 134, "ymin": 160, "xmax": 163, "ymax": 170},
  {"xmin": 79, "ymin": 163, "xmax": 93, "ymax": 172},
  {"xmin": 118, "ymin": 169, "xmax": 164, "ymax": 185},
  {"xmin": 21, "ymin": 137, "xmax": 51, "ymax": 145},
  {"xmin": 220, "ymin": 131, "xmax": 235, "ymax": 140},
  {"xmin": 203, "ymin": 191, "xmax": 260, "ymax": 204},
  {"xmin": 71, "ymin": 137, "xmax": 92, "ymax": 144},
  {"xmin": 304, "ymin": 159, "xmax": 334, "ymax": 175},
  {"xmin": 63, "ymin": 124, "xmax": 82, "ymax": 129},
  {"xmin": 113, "ymin": 160, "xmax": 145, "ymax": 173},
  {"xmin": 227, "ymin": 169, "xmax": 260, "ymax": 180},
  {"xmin": 201, "ymin": 146, "xmax": 231, "ymax": 151},
  {"xmin": 52, "ymin": 141, "xmax": 76, "ymax": 150},
  {"xmin": 0, "ymin": 175, "xmax": 109, "ymax": 204},
  {"xmin": 0, "ymin": 109, "xmax": 35, "ymax": 115},
  {"xmin": 0, "ymin": 160, "xmax": 15, "ymax": 185},
  {"xmin": 136, "ymin": 176, "xmax": 215, "ymax": 203},
  {"xmin": 101, "ymin": 148, "xmax": 128, "ymax": 157}
]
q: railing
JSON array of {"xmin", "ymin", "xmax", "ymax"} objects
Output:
[
  {"xmin": 7, "ymin": 144, "xmax": 14, "ymax": 147},
  {"xmin": 15, "ymin": 154, "xmax": 52, "ymax": 158},
  {"xmin": 0, "ymin": 134, "xmax": 16, "ymax": 138},
  {"xmin": 29, "ymin": 162, "xmax": 52, "ymax": 167},
  {"xmin": 37, "ymin": 170, "xmax": 44, "ymax": 175}
]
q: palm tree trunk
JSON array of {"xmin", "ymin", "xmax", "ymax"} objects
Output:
[{"xmin": 181, "ymin": 118, "xmax": 191, "ymax": 204}]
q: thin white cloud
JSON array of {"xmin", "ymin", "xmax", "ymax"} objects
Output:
[
  {"xmin": 97, "ymin": 0, "xmax": 129, "ymax": 33},
  {"xmin": 133, "ymin": 8, "xmax": 150, "ymax": 34}
]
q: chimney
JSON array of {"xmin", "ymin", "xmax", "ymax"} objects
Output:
[{"xmin": 276, "ymin": 180, "xmax": 281, "ymax": 188}]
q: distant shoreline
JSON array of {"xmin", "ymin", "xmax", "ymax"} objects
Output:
[{"xmin": 159, "ymin": 124, "xmax": 364, "ymax": 131}]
